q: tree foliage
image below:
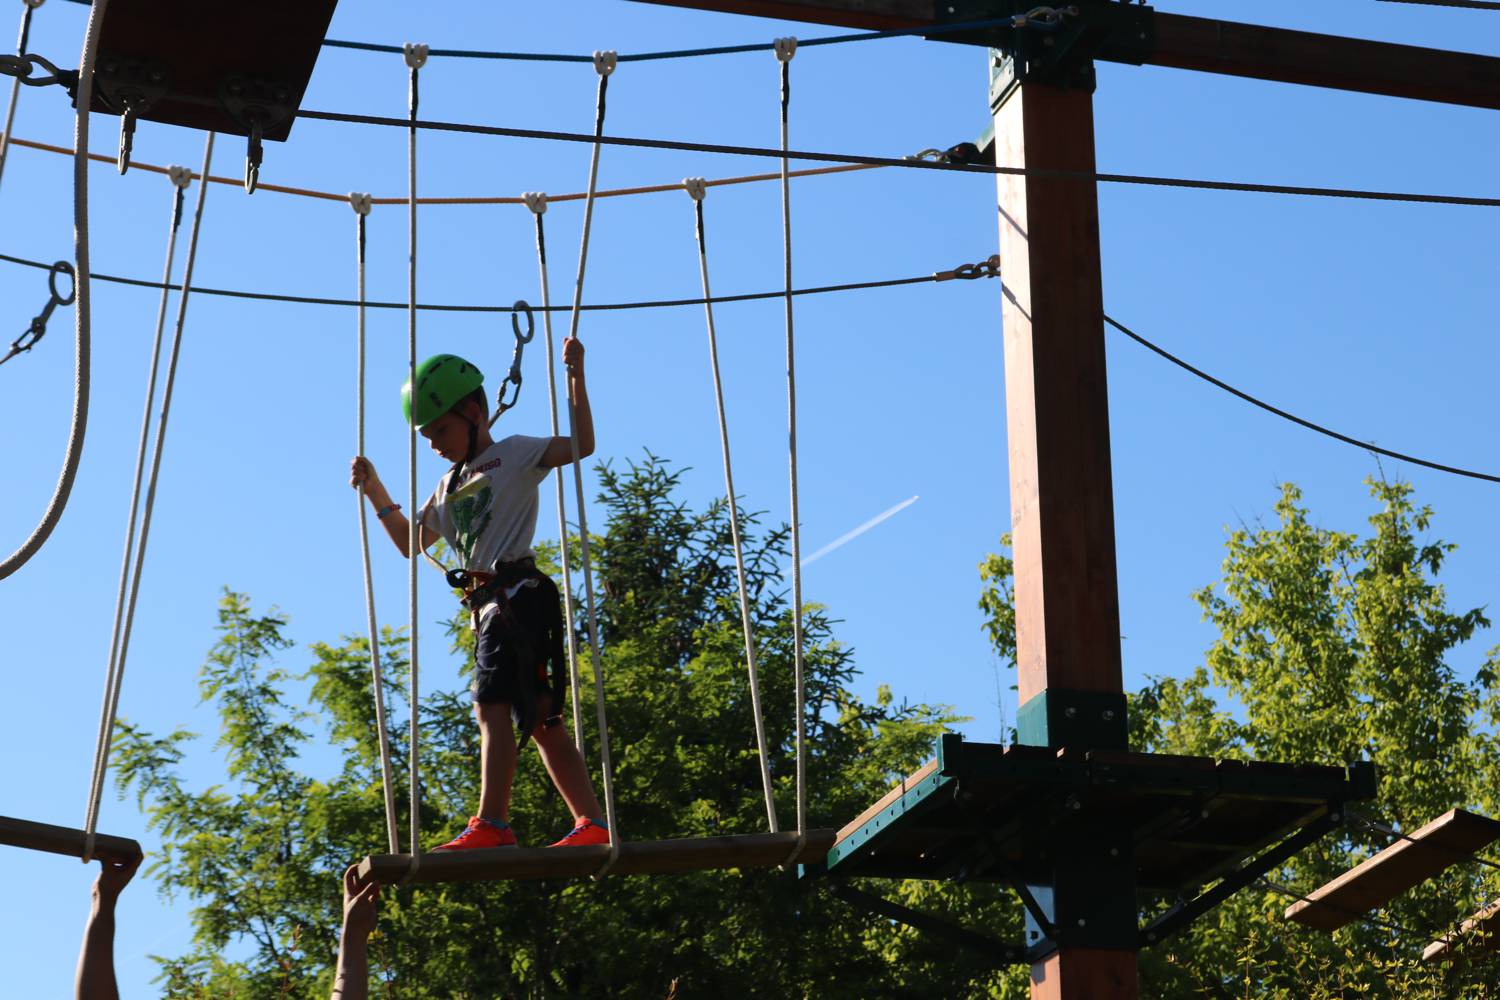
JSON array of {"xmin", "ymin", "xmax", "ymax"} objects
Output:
[
  {"xmin": 978, "ymin": 477, "xmax": 1500, "ymax": 997},
  {"xmin": 115, "ymin": 455, "xmax": 1021, "ymax": 998}
]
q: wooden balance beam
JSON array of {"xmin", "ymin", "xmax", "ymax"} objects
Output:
[
  {"xmin": 1285, "ymin": 809, "xmax": 1500, "ymax": 932},
  {"xmin": 0, "ymin": 815, "xmax": 143, "ymax": 863},
  {"xmin": 1422, "ymin": 899, "xmax": 1500, "ymax": 963},
  {"xmin": 358, "ymin": 829, "xmax": 835, "ymax": 885}
]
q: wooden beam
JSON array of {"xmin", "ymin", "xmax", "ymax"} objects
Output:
[
  {"xmin": 628, "ymin": 0, "xmax": 930, "ymax": 31},
  {"xmin": 358, "ymin": 829, "xmax": 836, "ymax": 885},
  {"xmin": 631, "ymin": 2, "xmax": 1500, "ymax": 111},
  {"xmin": 836, "ymin": 757, "xmax": 939, "ymax": 841},
  {"xmin": 995, "ymin": 82, "xmax": 1122, "ymax": 705},
  {"xmin": 0, "ymin": 815, "xmax": 143, "ymax": 863},
  {"xmin": 1422, "ymin": 898, "xmax": 1500, "ymax": 963},
  {"xmin": 1149, "ymin": 13, "xmax": 1500, "ymax": 111},
  {"xmin": 1285, "ymin": 809, "xmax": 1500, "ymax": 931}
]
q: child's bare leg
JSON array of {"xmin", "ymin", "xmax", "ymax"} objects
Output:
[
  {"xmin": 531, "ymin": 697, "xmax": 604, "ymax": 822},
  {"xmin": 475, "ymin": 702, "xmax": 518, "ymax": 822}
]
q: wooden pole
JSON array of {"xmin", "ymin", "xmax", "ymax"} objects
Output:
[{"xmin": 993, "ymin": 74, "xmax": 1134, "ymax": 998}]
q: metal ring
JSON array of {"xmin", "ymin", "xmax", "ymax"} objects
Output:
[
  {"xmin": 510, "ymin": 300, "xmax": 535, "ymax": 344},
  {"xmin": 48, "ymin": 260, "xmax": 76, "ymax": 305}
]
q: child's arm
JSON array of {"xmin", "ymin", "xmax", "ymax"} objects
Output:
[
  {"xmin": 350, "ymin": 456, "xmax": 437, "ymax": 558},
  {"xmin": 540, "ymin": 337, "xmax": 595, "ymax": 468}
]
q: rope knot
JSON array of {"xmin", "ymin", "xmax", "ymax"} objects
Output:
[
  {"xmin": 349, "ymin": 192, "xmax": 373, "ymax": 216},
  {"xmin": 523, "ymin": 191, "xmax": 548, "ymax": 216},
  {"xmin": 773, "ymin": 37, "xmax": 798, "ymax": 62},
  {"xmin": 165, "ymin": 165, "xmax": 192, "ymax": 189},
  {"xmin": 23, "ymin": 0, "xmax": 45, "ymax": 9},
  {"xmin": 403, "ymin": 42, "xmax": 429, "ymax": 70},
  {"xmin": 682, "ymin": 177, "xmax": 707, "ymax": 202},
  {"xmin": 592, "ymin": 50, "xmax": 617, "ymax": 76}
]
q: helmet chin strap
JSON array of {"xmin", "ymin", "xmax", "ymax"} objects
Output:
[{"xmin": 444, "ymin": 412, "xmax": 482, "ymax": 497}]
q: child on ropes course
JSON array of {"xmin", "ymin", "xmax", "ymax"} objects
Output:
[{"xmin": 348, "ymin": 340, "xmax": 609, "ymax": 851}]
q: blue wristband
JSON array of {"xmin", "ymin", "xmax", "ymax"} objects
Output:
[{"xmin": 376, "ymin": 503, "xmax": 401, "ymax": 520}]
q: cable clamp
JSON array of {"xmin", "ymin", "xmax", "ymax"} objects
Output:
[
  {"xmin": 682, "ymin": 177, "xmax": 706, "ymax": 202},
  {"xmin": 592, "ymin": 50, "xmax": 617, "ymax": 76},
  {"xmin": 349, "ymin": 192, "xmax": 373, "ymax": 216},
  {"xmin": 403, "ymin": 43, "xmax": 429, "ymax": 70},
  {"xmin": 773, "ymin": 37, "xmax": 797, "ymax": 62},
  {"xmin": 934, "ymin": 253, "xmax": 1000, "ymax": 282},
  {"xmin": 522, "ymin": 191, "xmax": 547, "ymax": 216},
  {"xmin": 166, "ymin": 164, "xmax": 192, "ymax": 189}
]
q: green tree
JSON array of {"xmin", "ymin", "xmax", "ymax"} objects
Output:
[
  {"xmin": 114, "ymin": 455, "xmax": 1018, "ymax": 998},
  {"xmin": 976, "ymin": 478, "xmax": 1500, "ymax": 997}
]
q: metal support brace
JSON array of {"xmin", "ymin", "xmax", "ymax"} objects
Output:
[
  {"xmin": 1139, "ymin": 809, "xmax": 1344, "ymax": 947},
  {"xmin": 829, "ymin": 882, "xmax": 1041, "ymax": 966}
]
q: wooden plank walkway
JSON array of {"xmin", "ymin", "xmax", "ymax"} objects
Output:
[
  {"xmin": 359, "ymin": 829, "xmax": 835, "ymax": 885},
  {"xmin": 0, "ymin": 814, "xmax": 142, "ymax": 862},
  {"xmin": 1422, "ymin": 899, "xmax": 1500, "ymax": 962},
  {"xmin": 1285, "ymin": 809, "xmax": 1500, "ymax": 931}
]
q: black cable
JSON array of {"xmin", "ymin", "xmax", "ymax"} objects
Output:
[
  {"xmin": 0, "ymin": 248, "xmax": 962, "ymax": 313},
  {"xmin": 1103, "ymin": 314, "xmax": 1500, "ymax": 486},
  {"xmin": 296, "ymin": 109, "xmax": 1500, "ymax": 211}
]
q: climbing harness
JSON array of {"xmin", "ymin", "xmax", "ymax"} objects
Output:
[
  {"xmin": 1, "ymin": 258, "xmax": 73, "ymax": 366},
  {"xmin": 565, "ymin": 49, "xmax": 621, "ymax": 875},
  {"xmin": 83, "ymin": 131, "xmax": 212, "ymax": 863},
  {"xmin": 525, "ymin": 190, "xmax": 588, "ymax": 755},
  {"xmin": 0, "ymin": 0, "xmax": 47, "ymax": 193},
  {"xmin": 350, "ymin": 190, "xmax": 401, "ymax": 855},
  {"xmin": 402, "ymin": 39, "xmax": 427, "ymax": 880},
  {"xmin": 0, "ymin": 0, "xmax": 105, "ymax": 582},
  {"xmin": 489, "ymin": 299, "xmax": 534, "ymax": 422},
  {"xmin": 683, "ymin": 177, "xmax": 780, "ymax": 834},
  {"xmin": 775, "ymin": 35, "xmax": 809, "ymax": 867}
]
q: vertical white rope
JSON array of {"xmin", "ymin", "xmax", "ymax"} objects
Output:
[
  {"xmin": 0, "ymin": 0, "xmax": 97, "ymax": 582},
  {"xmin": 774, "ymin": 36, "xmax": 809, "ymax": 858},
  {"xmin": 351, "ymin": 191, "xmax": 400, "ymax": 856},
  {"xmin": 684, "ymin": 178, "xmax": 780, "ymax": 834},
  {"xmin": 403, "ymin": 42, "xmax": 427, "ymax": 875},
  {"xmin": 82, "ymin": 131, "xmax": 212, "ymax": 862},
  {"xmin": 525, "ymin": 191, "xmax": 587, "ymax": 756},
  {"xmin": 86, "ymin": 167, "xmax": 189, "ymax": 858},
  {"xmin": 0, "ymin": 0, "xmax": 43, "ymax": 194},
  {"xmin": 568, "ymin": 51, "xmax": 619, "ymax": 872}
]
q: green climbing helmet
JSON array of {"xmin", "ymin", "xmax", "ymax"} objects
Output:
[{"xmin": 401, "ymin": 354, "xmax": 484, "ymax": 428}]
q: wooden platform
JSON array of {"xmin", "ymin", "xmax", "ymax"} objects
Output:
[
  {"xmin": 0, "ymin": 815, "xmax": 142, "ymax": 862},
  {"xmin": 358, "ymin": 829, "xmax": 835, "ymax": 886},
  {"xmin": 1423, "ymin": 899, "xmax": 1500, "ymax": 962},
  {"xmin": 1285, "ymin": 809, "xmax": 1500, "ymax": 931},
  {"xmin": 92, "ymin": 0, "xmax": 337, "ymax": 141},
  {"xmin": 810, "ymin": 735, "xmax": 1374, "ymax": 893}
]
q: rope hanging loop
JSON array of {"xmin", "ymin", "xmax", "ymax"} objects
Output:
[
  {"xmin": 402, "ymin": 42, "xmax": 429, "ymax": 69},
  {"xmin": 23, "ymin": 0, "xmax": 46, "ymax": 9},
  {"xmin": 682, "ymin": 176, "xmax": 707, "ymax": 202},
  {"xmin": 492, "ymin": 299, "xmax": 534, "ymax": 419},
  {"xmin": 2, "ymin": 258, "xmax": 74, "ymax": 365},
  {"xmin": 166, "ymin": 164, "xmax": 191, "ymax": 189},
  {"xmin": 773, "ymin": 37, "xmax": 797, "ymax": 62},
  {"xmin": 522, "ymin": 190, "xmax": 547, "ymax": 216},
  {"xmin": 592, "ymin": 50, "xmax": 617, "ymax": 77},
  {"xmin": 348, "ymin": 191, "xmax": 372, "ymax": 216}
]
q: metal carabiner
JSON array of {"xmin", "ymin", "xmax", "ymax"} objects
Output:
[
  {"xmin": 2, "ymin": 260, "xmax": 75, "ymax": 366},
  {"xmin": 493, "ymin": 300, "xmax": 535, "ymax": 416}
]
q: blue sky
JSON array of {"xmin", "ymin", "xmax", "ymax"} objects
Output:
[{"xmin": 3, "ymin": 1, "xmax": 1499, "ymax": 994}]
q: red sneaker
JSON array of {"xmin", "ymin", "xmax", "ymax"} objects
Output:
[
  {"xmin": 433, "ymin": 816, "xmax": 517, "ymax": 852},
  {"xmin": 548, "ymin": 818, "xmax": 610, "ymax": 848}
]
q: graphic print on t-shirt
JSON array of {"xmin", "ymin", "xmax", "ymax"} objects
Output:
[{"xmin": 449, "ymin": 482, "xmax": 493, "ymax": 567}]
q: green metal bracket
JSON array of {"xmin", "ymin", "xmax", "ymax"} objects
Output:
[
  {"xmin": 1015, "ymin": 689, "xmax": 1129, "ymax": 750},
  {"xmin": 925, "ymin": 1, "xmax": 1154, "ymax": 99}
]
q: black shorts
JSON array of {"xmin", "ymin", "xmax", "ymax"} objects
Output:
[{"xmin": 471, "ymin": 572, "xmax": 565, "ymax": 713}]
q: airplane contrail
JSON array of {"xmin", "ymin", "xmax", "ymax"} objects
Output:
[{"xmin": 800, "ymin": 495, "xmax": 920, "ymax": 568}]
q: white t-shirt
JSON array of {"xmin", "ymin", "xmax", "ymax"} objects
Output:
[{"xmin": 418, "ymin": 435, "xmax": 551, "ymax": 570}]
